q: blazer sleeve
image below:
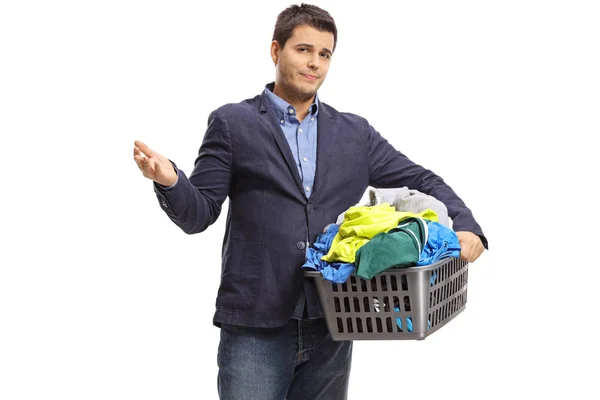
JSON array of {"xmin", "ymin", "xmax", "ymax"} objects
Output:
[
  {"xmin": 365, "ymin": 119, "xmax": 488, "ymax": 248},
  {"xmin": 153, "ymin": 109, "xmax": 233, "ymax": 234}
]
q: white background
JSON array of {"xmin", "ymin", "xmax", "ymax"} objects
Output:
[{"xmin": 1, "ymin": 0, "xmax": 599, "ymax": 399}]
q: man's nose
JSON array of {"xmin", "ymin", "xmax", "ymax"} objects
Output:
[{"xmin": 307, "ymin": 54, "xmax": 320, "ymax": 69}]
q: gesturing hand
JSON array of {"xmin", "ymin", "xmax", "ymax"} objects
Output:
[
  {"xmin": 133, "ymin": 140, "xmax": 178, "ymax": 187},
  {"xmin": 455, "ymin": 231, "xmax": 485, "ymax": 263}
]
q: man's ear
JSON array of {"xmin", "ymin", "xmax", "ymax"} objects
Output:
[{"xmin": 270, "ymin": 40, "xmax": 280, "ymax": 65}]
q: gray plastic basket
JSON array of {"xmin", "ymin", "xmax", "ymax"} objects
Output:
[{"xmin": 305, "ymin": 258, "xmax": 468, "ymax": 340}]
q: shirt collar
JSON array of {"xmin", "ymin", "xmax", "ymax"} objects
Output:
[{"xmin": 263, "ymin": 82, "xmax": 319, "ymax": 122}]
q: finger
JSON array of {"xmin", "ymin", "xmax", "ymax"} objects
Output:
[
  {"xmin": 133, "ymin": 154, "xmax": 144, "ymax": 169},
  {"xmin": 134, "ymin": 140, "xmax": 156, "ymax": 158},
  {"xmin": 133, "ymin": 148, "xmax": 145, "ymax": 167}
]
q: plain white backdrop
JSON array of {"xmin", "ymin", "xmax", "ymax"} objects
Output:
[{"xmin": 1, "ymin": 0, "xmax": 599, "ymax": 399}]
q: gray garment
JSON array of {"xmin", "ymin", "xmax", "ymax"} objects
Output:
[
  {"xmin": 335, "ymin": 197, "xmax": 370, "ymax": 225},
  {"xmin": 336, "ymin": 187, "xmax": 450, "ymax": 227}
]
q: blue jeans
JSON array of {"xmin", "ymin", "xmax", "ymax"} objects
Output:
[{"xmin": 217, "ymin": 318, "xmax": 353, "ymax": 400}]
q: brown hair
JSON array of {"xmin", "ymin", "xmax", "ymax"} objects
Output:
[{"xmin": 272, "ymin": 3, "xmax": 338, "ymax": 52}]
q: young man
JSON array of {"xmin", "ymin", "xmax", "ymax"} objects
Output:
[{"xmin": 133, "ymin": 4, "xmax": 487, "ymax": 399}]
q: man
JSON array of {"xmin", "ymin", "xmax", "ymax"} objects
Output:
[{"xmin": 133, "ymin": 4, "xmax": 487, "ymax": 399}]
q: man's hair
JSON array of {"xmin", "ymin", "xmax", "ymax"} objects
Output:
[{"xmin": 272, "ymin": 3, "xmax": 338, "ymax": 52}]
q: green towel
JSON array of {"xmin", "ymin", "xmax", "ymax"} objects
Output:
[{"xmin": 355, "ymin": 218, "xmax": 427, "ymax": 280}]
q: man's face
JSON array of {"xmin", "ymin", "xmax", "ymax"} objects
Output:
[{"xmin": 271, "ymin": 25, "xmax": 334, "ymax": 102}]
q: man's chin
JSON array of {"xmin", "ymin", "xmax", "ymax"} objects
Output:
[{"xmin": 296, "ymin": 85, "xmax": 319, "ymax": 99}]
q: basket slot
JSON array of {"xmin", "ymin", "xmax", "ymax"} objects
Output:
[
  {"xmin": 363, "ymin": 297, "xmax": 371, "ymax": 312},
  {"xmin": 343, "ymin": 297, "xmax": 351, "ymax": 312},
  {"xmin": 350, "ymin": 277, "xmax": 359, "ymax": 292},
  {"xmin": 346, "ymin": 318, "xmax": 354, "ymax": 333},
  {"xmin": 360, "ymin": 279, "xmax": 368, "ymax": 292},
  {"xmin": 356, "ymin": 318, "xmax": 363, "ymax": 333},
  {"xmin": 404, "ymin": 295, "xmax": 411, "ymax": 312},
  {"xmin": 352, "ymin": 297, "xmax": 361, "ymax": 312},
  {"xmin": 431, "ymin": 309, "xmax": 437, "ymax": 326},
  {"xmin": 401, "ymin": 274, "xmax": 408, "ymax": 290},
  {"xmin": 337, "ymin": 318, "xmax": 344, "ymax": 333},
  {"xmin": 370, "ymin": 279, "xmax": 378, "ymax": 292},
  {"xmin": 430, "ymin": 270, "xmax": 438, "ymax": 286},
  {"xmin": 372, "ymin": 297, "xmax": 380, "ymax": 312},
  {"xmin": 386, "ymin": 317, "xmax": 394, "ymax": 332},
  {"xmin": 379, "ymin": 275, "xmax": 388, "ymax": 291},
  {"xmin": 383, "ymin": 296, "xmax": 390, "ymax": 312},
  {"xmin": 334, "ymin": 297, "xmax": 341, "ymax": 312}
]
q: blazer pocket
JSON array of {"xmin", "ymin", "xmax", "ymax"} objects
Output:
[{"xmin": 216, "ymin": 241, "xmax": 265, "ymax": 310}]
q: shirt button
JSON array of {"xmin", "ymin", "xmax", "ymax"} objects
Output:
[
  {"xmin": 307, "ymin": 203, "xmax": 314, "ymax": 212},
  {"xmin": 289, "ymin": 109, "xmax": 294, "ymax": 114},
  {"xmin": 296, "ymin": 241, "xmax": 306, "ymax": 250},
  {"xmin": 311, "ymin": 117, "xmax": 314, "ymax": 121},
  {"xmin": 305, "ymin": 186, "xmax": 310, "ymax": 192},
  {"xmin": 280, "ymin": 120, "xmax": 284, "ymax": 124},
  {"xmin": 299, "ymin": 128, "xmax": 303, "ymax": 133},
  {"xmin": 161, "ymin": 200, "xmax": 168, "ymax": 208},
  {"xmin": 302, "ymin": 157, "xmax": 308, "ymax": 162}
]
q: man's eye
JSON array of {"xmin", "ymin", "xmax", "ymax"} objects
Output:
[
  {"xmin": 298, "ymin": 48, "xmax": 307, "ymax": 52},
  {"xmin": 320, "ymin": 53, "xmax": 330, "ymax": 59}
]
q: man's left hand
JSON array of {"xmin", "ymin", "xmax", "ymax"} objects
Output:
[{"xmin": 455, "ymin": 231, "xmax": 485, "ymax": 263}]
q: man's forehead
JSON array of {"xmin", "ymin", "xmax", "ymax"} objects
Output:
[{"xmin": 289, "ymin": 25, "xmax": 334, "ymax": 47}]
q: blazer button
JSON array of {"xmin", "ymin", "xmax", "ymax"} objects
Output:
[
  {"xmin": 296, "ymin": 241, "xmax": 306, "ymax": 250},
  {"xmin": 307, "ymin": 203, "xmax": 313, "ymax": 212}
]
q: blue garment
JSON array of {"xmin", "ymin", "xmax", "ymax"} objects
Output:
[
  {"xmin": 263, "ymin": 87, "xmax": 319, "ymax": 199},
  {"xmin": 218, "ymin": 318, "xmax": 352, "ymax": 399},
  {"xmin": 418, "ymin": 221, "xmax": 461, "ymax": 266},
  {"xmin": 302, "ymin": 223, "xmax": 355, "ymax": 283}
]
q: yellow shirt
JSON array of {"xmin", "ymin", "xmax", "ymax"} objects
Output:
[{"xmin": 321, "ymin": 204, "xmax": 438, "ymax": 263}]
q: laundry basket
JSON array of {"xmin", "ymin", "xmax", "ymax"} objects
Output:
[{"xmin": 305, "ymin": 257, "xmax": 468, "ymax": 341}]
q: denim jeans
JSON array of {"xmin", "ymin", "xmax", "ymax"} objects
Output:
[{"xmin": 217, "ymin": 318, "xmax": 353, "ymax": 400}]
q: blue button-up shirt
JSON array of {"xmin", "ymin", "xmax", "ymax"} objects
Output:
[
  {"xmin": 263, "ymin": 87, "xmax": 319, "ymax": 199},
  {"xmin": 264, "ymin": 85, "xmax": 319, "ymax": 320}
]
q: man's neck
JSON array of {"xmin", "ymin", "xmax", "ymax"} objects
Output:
[{"xmin": 273, "ymin": 85, "xmax": 314, "ymax": 122}]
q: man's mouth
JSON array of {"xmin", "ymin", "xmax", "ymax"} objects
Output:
[{"xmin": 301, "ymin": 73, "xmax": 318, "ymax": 81}]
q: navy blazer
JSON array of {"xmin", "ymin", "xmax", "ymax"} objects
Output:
[{"xmin": 153, "ymin": 85, "xmax": 486, "ymax": 328}]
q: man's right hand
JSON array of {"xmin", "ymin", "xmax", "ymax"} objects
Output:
[{"xmin": 133, "ymin": 140, "xmax": 178, "ymax": 187}]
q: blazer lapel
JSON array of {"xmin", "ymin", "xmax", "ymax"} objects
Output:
[
  {"xmin": 311, "ymin": 102, "xmax": 339, "ymax": 198},
  {"xmin": 258, "ymin": 96, "xmax": 304, "ymax": 193}
]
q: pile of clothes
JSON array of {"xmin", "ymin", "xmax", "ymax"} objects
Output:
[{"xmin": 302, "ymin": 186, "xmax": 461, "ymax": 283}]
